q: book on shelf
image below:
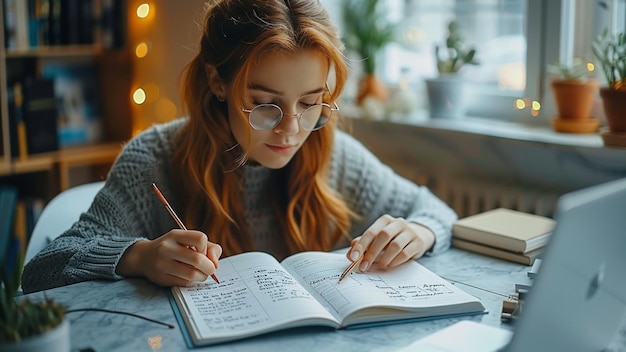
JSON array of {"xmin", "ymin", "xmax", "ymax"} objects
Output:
[
  {"xmin": 2, "ymin": 0, "xmax": 30, "ymax": 50},
  {"xmin": 452, "ymin": 208, "xmax": 555, "ymax": 254},
  {"xmin": 21, "ymin": 77, "xmax": 59, "ymax": 154},
  {"xmin": 42, "ymin": 59, "xmax": 102, "ymax": 147},
  {"xmin": 0, "ymin": 187, "xmax": 18, "ymax": 265},
  {"xmin": 7, "ymin": 82, "xmax": 29, "ymax": 159},
  {"xmin": 169, "ymin": 251, "xmax": 486, "ymax": 347},
  {"xmin": 100, "ymin": 0, "xmax": 126, "ymax": 49},
  {"xmin": 13, "ymin": 200, "xmax": 27, "ymax": 256},
  {"xmin": 452, "ymin": 238, "xmax": 542, "ymax": 265},
  {"xmin": 3, "ymin": 0, "xmax": 100, "ymax": 48}
]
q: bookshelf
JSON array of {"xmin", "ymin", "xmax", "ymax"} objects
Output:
[{"xmin": 0, "ymin": 0, "xmax": 131, "ymax": 200}]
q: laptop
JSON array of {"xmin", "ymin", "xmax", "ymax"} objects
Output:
[{"xmin": 402, "ymin": 177, "xmax": 626, "ymax": 352}]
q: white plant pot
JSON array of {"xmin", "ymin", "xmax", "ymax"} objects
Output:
[
  {"xmin": 425, "ymin": 77, "xmax": 468, "ymax": 119},
  {"xmin": 0, "ymin": 319, "xmax": 70, "ymax": 352}
]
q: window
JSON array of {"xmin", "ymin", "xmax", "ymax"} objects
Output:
[{"xmin": 325, "ymin": 0, "xmax": 626, "ymax": 123}]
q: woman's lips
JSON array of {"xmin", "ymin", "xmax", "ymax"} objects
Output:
[{"xmin": 266, "ymin": 144, "xmax": 293, "ymax": 154}]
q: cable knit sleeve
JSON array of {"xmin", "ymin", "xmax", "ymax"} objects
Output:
[
  {"xmin": 21, "ymin": 120, "xmax": 185, "ymax": 293},
  {"xmin": 328, "ymin": 130, "xmax": 457, "ymax": 255}
]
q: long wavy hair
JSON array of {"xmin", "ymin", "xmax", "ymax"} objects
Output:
[{"xmin": 172, "ymin": 0, "xmax": 355, "ymax": 258}]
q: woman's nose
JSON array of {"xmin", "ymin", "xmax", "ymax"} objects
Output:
[{"xmin": 274, "ymin": 109, "xmax": 301, "ymax": 135}]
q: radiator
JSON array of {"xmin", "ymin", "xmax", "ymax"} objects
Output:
[{"xmin": 406, "ymin": 171, "xmax": 560, "ymax": 219}]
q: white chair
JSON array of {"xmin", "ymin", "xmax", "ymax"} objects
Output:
[{"xmin": 25, "ymin": 181, "xmax": 105, "ymax": 265}]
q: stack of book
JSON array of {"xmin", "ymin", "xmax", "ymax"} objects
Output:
[{"xmin": 452, "ymin": 208, "xmax": 556, "ymax": 265}]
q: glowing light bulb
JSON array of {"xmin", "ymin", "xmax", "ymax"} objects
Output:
[
  {"xmin": 515, "ymin": 99, "xmax": 526, "ymax": 110},
  {"xmin": 531, "ymin": 101, "xmax": 541, "ymax": 111},
  {"xmin": 135, "ymin": 42, "xmax": 148, "ymax": 58},
  {"xmin": 587, "ymin": 62, "xmax": 595, "ymax": 72},
  {"xmin": 133, "ymin": 88, "xmax": 146, "ymax": 104},
  {"xmin": 137, "ymin": 3, "xmax": 150, "ymax": 18}
]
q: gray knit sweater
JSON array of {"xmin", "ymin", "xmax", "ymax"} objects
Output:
[{"xmin": 21, "ymin": 118, "xmax": 457, "ymax": 293}]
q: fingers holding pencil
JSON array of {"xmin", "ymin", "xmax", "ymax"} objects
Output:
[
  {"xmin": 152, "ymin": 183, "xmax": 221, "ymax": 284},
  {"xmin": 158, "ymin": 229, "xmax": 221, "ymax": 283}
]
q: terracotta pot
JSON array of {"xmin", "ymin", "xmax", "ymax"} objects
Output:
[
  {"xmin": 551, "ymin": 79, "xmax": 598, "ymax": 120},
  {"xmin": 600, "ymin": 88, "xmax": 626, "ymax": 133},
  {"xmin": 356, "ymin": 74, "xmax": 388, "ymax": 105}
]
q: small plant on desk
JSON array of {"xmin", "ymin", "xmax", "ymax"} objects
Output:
[{"xmin": 0, "ymin": 237, "xmax": 68, "ymax": 345}]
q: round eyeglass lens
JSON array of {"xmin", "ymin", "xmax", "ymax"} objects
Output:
[
  {"xmin": 308, "ymin": 104, "xmax": 332, "ymax": 130},
  {"xmin": 249, "ymin": 104, "xmax": 282, "ymax": 130}
]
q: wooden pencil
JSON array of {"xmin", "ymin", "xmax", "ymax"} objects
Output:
[{"xmin": 152, "ymin": 183, "xmax": 220, "ymax": 284}]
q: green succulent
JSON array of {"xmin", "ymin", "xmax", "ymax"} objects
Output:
[
  {"xmin": 547, "ymin": 58, "xmax": 594, "ymax": 81},
  {"xmin": 592, "ymin": 28, "xmax": 626, "ymax": 90},
  {"xmin": 0, "ymin": 235, "xmax": 66, "ymax": 343},
  {"xmin": 436, "ymin": 20, "xmax": 479, "ymax": 74},
  {"xmin": 341, "ymin": 0, "xmax": 396, "ymax": 75}
]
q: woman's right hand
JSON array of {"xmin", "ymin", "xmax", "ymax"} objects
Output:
[{"xmin": 117, "ymin": 229, "xmax": 222, "ymax": 287}]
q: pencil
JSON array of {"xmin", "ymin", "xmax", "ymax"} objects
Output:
[
  {"xmin": 151, "ymin": 183, "xmax": 220, "ymax": 284},
  {"xmin": 338, "ymin": 254, "xmax": 363, "ymax": 283}
]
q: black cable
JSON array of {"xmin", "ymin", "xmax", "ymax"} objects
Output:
[{"xmin": 66, "ymin": 308, "xmax": 175, "ymax": 329}]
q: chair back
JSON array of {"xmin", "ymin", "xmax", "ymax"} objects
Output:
[{"xmin": 24, "ymin": 181, "xmax": 105, "ymax": 265}]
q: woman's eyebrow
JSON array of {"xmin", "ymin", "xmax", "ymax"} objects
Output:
[{"xmin": 248, "ymin": 84, "xmax": 325, "ymax": 97}]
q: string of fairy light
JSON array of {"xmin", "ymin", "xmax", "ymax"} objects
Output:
[
  {"xmin": 132, "ymin": 3, "xmax": 150, "ymax": 106},
  {"xmin": 130, "ymin": 2, "xmax": 178, "ymax": 135}
]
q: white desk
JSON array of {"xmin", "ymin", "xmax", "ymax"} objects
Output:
[{"xmin": 19, "ymin": 248, "xmax": 626, "ymax": 351}]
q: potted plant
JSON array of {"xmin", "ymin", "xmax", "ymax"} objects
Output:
[
  {"xmin": 341, "ymin": 0, "xmax": 396, "ymax": 106},
  {"xmin": 592, "ymin": 28, "xmax": 626, "ymax": 141},
  {"xmin": 0, "ymin": 219, "xmax": 70, "ymax": 352},
  {"xmin": 546, "ymin": 58, "xmax": 599, "ymax": 133},
  {"xmin": 426, "ymin": 20, "xmax": 479, "ymax": 118}
]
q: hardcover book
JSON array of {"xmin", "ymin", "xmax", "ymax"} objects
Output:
[
  {"xmin": 452, "ymin": 208, "xmax": 555, "ymax": 253},
  {"xmin": 169, "ymin": 251, "xmax": 486, "ymax": 347},
  {"xmin": 22, "ymin": 77, "xmax": 59, "ymax": 154},
  {"xmin": 451, "ymin": 238, "xmax": 543, "ymax": 265}
]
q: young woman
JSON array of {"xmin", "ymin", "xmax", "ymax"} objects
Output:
[{"xmin": 21, "ymin": 0, "xmax": 457, "ymax": 294}]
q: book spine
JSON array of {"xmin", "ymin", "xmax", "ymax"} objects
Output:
[
  {"xmin": 22, "ymin": 77, "xmax": 59, "ymax": 154},
  {"xmin": 78, "ymin": 0, "xmax": 95, "ymax": 44},
  {"xmin": 3, "ymin": 0, "xmax": 17, "ymax": 49},
  {"xmin": 453, "ymin": 227, "xmax": 527, "ymax": 253},
  {"xmin": 48, "ymin": 0, "xmax": 61, "ymax": 45},
  {"xmin": 452, "ymin": 239, "xmax": 535, "ymax": 265},
  {"xmin": 100, "ymin": 0, "xmax": 124, "ymax": 49},
  {"xmin": 14, "ymin": 200, "xmax": 28, "ymax": 256},
  {"xmin": 0, "ymin": 187, "xmax": 19, "ymax": 265},
  {"xmin": 15, "ymin": 0, "xmax": 31, "ymax": 49},
  {"xmin": 27, "ymin": 0, "xmax": 39, "ymax": 47},
  {"xmin": 12, "ymin": 82, "xmax": 29, "ymax": 158}
]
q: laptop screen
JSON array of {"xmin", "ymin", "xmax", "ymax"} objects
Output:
[{"xmin": 506, "ymin": 177, "xmax": 626, "ymax": 351}]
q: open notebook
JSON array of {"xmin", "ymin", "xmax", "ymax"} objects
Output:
[{"xmin": 403, "ymin": 177, "xmax": 626, "ymax": 352}]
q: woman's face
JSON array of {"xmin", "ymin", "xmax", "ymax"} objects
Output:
[{"xmin": 226, "ymin": 51, "xmax": 329, "ymax": 169}]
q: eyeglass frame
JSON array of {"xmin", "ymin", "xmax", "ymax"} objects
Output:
[{"xmin": 241, "ymin": 101, "xmax": 340, "ymax": 131}]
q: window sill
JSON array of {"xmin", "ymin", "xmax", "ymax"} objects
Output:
[
  {"xmin": 345, "ymin": 107, "xmax": 626, "ymax": 195},
  {"xmin": 345, "ymin": 108, "xmax": 609, "ymax": 150}
]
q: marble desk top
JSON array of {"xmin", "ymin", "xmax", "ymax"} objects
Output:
[{"xmin": 20, "ymin": 248, "xmax": 626, "ymax": 352}]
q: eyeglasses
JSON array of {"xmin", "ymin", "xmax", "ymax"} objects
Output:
[{"xmin": 241, "ymin": 102, "xmax": 339, "ymax": 131}]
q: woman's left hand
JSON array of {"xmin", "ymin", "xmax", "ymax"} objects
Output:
[{"xmin": 346, "ymin": 214, "xmax": 435, "ymax": 272}]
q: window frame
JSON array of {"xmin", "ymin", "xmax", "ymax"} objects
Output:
[{"xmin": 329, "ymin": 0, "xmax": 624, "ymax": 126}]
